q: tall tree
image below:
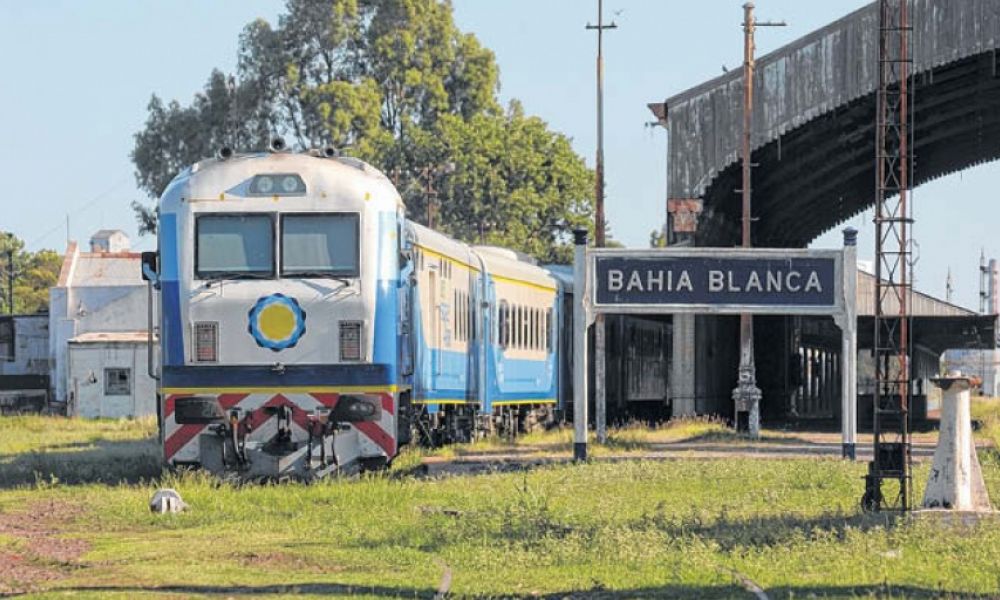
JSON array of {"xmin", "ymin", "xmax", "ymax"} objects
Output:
[
  {"xmin": 131, "ymin": 0, "xmax": 593, "ymax": 262},
  {"xmin": 0, "ymin": 232, "xmax": 61, "ymax": 315}
]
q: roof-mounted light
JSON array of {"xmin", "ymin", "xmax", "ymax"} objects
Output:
[{"xmin": 249, "ymin": 173, "xmax": 306, "ymax": 196}]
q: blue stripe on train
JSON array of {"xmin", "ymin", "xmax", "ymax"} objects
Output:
[
  {"xmin": 159, "ymin": 213, "xmax": 184, "ymax": 367},
  {"xmin": 372, "ymin": 211, "xmax": 400, "ymax": 383},
  {"xmin": 161, "ymin": 363, "xmax": 392, "ymax": 388}
]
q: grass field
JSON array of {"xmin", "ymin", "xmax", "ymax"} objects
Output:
[{"xmin": 1, "ymin": 410, "xmax": 999, "ymax": 599}]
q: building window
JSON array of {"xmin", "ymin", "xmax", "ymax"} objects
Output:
[
  {"xmin": 0, "ymin": 319, "xmax": 13, "ymax": 362},
  {"xmin": 104, "ymin": 368, "xmax": 132, "ymax": 396}
]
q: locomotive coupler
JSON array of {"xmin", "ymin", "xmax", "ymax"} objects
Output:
[
  {"xmin": 209, "ymin": 408, "xmax": 251, "ymax": 469},
  {"xmin": 306, "ymin": 409, "xmax": 340, "ymax": 469},
  {"xmin": 261, "ymin": 405, "xmax": 297, "ymax": 454}
]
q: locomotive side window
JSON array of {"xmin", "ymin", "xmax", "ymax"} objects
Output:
[
  {"xmin": 196, "ymin": 214, "xmax": 274, "ymax": 279},
  {"xmin": 281, "ymin": 213, "xmax": 360, "ymax": 277}
]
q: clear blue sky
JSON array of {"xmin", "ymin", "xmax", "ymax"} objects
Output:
[{"xmin": 1, "ymin": 1, "xmax": 997, "ymax": 310}]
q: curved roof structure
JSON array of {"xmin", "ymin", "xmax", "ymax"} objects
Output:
[{"xmin": 654, "ymin": 0, "xmax": 1000, "ymax": 247}]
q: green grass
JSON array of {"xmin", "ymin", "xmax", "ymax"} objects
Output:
[
  {"xmin": 1, "ymin": 415, "xmax": 999, "ymax": 598},
  {"xmin": 0, "ymin": 415, "xmax": 160, "ymax": 486},
  {"xmin": 972, "ymin": 396, "xmax": 1000, "ymax": 450}
]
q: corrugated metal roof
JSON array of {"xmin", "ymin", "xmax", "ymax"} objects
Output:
[
  {"xmin": 70, "ymin": 253, "xmax": 142, "ymax": 287},
  {"xmin": 857, "ymin": 271, "xmax": 980, "ymax": 318}
]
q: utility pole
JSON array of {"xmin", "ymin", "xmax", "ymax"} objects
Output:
[
  {"xmin": 587, "ymin": 0, "xmax": 616, "ymax": 445},
  {"xmin": 946, "ymin": 268, "xmax": 953, "ymax": 304},
  {"xmin": 5, "ymin": 249, "xmax": 13, "ymax": 316},
  {"xmin": 586, "ymin": 0, "xmax": 616, "ymax": 248},
  {"xmin": 733, "ymin": 2, "xmax": 785, "ymax": 438},
  {"xmin": 415, "ymin": 163, "xmax": 455, "ymax": 231},
  {"xmin": 980, "ymin": 249, "xmax": 988, "ymax": 314}
]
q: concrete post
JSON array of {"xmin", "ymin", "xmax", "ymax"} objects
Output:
[
  {"xmin": 839, "ymin": 228, "xmax": 859, "ymax": 459},
  {"xmin": 573, "ymin": 230, "xmax": 589, "ymax": 461},
  {"xmin": 671, "ymin": 315, "xmax": 696, "ymax": 416},
  {"xmin": 923, "ymin": 371, "xmax": 993, "ymax": 511},
  {"xmin": 595, "ymin": 313, "xmax": 607, "ymax": 443}
]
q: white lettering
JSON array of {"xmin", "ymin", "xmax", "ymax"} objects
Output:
[
  {"xmin": 609, "ymin": 269, "xmax": 624, "ymax": 292},
  {"xmin": 708, "ymin": 270, "xmax": 725, "ymax": 292},
  {"xmin": 727, "ymin": 271, "xmax": 741, "ymax": 292},
  {"xmin": 767, "ymin": 270, "xmax": 781, "ymax": 292},
  {"xmin": 666, "ymin": 270, "xmax": 673, "ymax": 291},
  {"xmin": 627, "ymin": 270, "xmax": 643, "ymax": 292},
  {"xmin": 646, "ymin": 270, "xmax": 664, "ymax": 292},
  {"xmin": 805, "ymin": 271, "xmax": 823, "ymax": 293},
  {"xmin": 786, "ymin": 270, "xmax": 802, "ymax": 292},
  {"xmin": 746, "ymin": 271, "xmax": 763, "ymax": 292},
  {"xmin": 677, "ymin": 270, "xmax": 694, "ymax": 292}
]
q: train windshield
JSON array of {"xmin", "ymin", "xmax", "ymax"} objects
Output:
[
  {"xmin": 281, "ymin": 213, "xmax": 360, "ymax": 278},
  {"xmin": 195, "ymin": 214, "xmax": 274, "ymax": 279}
]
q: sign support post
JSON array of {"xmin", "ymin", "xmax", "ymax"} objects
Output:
[
  {"xmin": 573, "ymin": 229, "xmax": 590, "ymax": 461},
  {"xmin": 836, "ymin": 228, "xmax": 859, "ymax": 459}
]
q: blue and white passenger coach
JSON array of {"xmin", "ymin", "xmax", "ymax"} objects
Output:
[{"xmin": 144, "ymin": 143, "xmax": 570, "ymax": 478}]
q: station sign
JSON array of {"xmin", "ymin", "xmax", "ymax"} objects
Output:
[{"xmin": 589, "ymin": 248, "xmax": 849, "ymax": 316}]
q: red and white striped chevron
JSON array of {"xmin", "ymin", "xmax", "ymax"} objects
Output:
[{"xmin": 163, "ymin": 392, "xmax": 396, "ymax": 465}]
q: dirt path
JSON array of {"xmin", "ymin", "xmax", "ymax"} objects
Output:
[{"xmin": 0, "ymin": 499, "xmax": 87, "ymax": 596}]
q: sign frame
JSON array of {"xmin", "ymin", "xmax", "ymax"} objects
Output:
[
  {"xmin": 572, "ymin": 235, "xmax": 859, "ymax": 463},
  {"xmin": 588, "ymin": 247, "xmax": 849, "ymax": 317}
]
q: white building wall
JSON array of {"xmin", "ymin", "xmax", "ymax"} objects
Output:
[
  {"xmin": 50, "ymin": 284, "xmax": 151, "ymax": 404},
  {"xmin": 69, "ymin": 342, "xmax": 156, "ymax": 418}
]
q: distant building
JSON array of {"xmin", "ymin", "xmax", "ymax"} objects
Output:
[
  {"xmin": 89, "ymin": 229, "xmax": 131, "ymax": 253},
  {"xmin": 0, "ymin": 313, "xmax": 50, "ymax": 412},
  {"xmin": 942, "ymin": 349, "xmax": 1000, "ymax": 396},
  {"xmin": 49, "ymin": 233, "xmax": 156, "ymax": 418}
]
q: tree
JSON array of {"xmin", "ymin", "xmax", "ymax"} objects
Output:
[
  {"xmin": 131, "ymin": 0, "xmax": 594, "ymax": 262},
  {"xmin": 0, "ymin": 232, "xmax": 61, "ymax": 315}
]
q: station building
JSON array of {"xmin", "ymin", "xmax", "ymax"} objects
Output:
[{"xmin": 49, "ymin": 231, "xmax": 157, "ymax": 418}]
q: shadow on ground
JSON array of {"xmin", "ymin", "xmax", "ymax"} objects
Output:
[
  {"xmin": 0, "ymin": 437, "xmax": 161, "ymax": 487},
  {"xmin": 635, "ymin": 509, "xmax": 901, "ymax": 552},
  {"xmin": 48, "ymin": 582, "xmax": 995, "ymax": 599}
]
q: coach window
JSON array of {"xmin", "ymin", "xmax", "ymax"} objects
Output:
[
  {"xmin": 281, "ymin": 213, "xmax": 360, "ymax": 278},
  {"xmin": 545, "ymin": 309, "xmax": 552, "ymax": 352},
  {"xmin": 498, "ymin": 300, "xmax": 508, "ymax": 348},
  {"xmin": 196, "ymin": 214, "xmax": 274, "ymax": 279}
]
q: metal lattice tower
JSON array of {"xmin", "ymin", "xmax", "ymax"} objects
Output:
[{"xmin": 865, "ymin": 0, "xmax": 914, "ymax": 512}]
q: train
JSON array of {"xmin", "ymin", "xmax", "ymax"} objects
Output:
[{"xmin": 142, "ymin": 141, "xmax": 669, "ymax": 479}]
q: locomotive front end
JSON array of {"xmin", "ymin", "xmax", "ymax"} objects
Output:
[{"xmin": 151, "ymin": 150, "xmax": 402, "ymax": 478}]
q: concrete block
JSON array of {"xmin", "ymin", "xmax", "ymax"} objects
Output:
[
  {"xmin": 150, "ymin": 488, "xmax": 188, "ymax": 514},
  {"xmin": 923, "ymin": 372, "xmax": 993, "ymax": 512}
]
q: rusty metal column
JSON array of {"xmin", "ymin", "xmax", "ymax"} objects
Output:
[{"xmin": 734, "ymin": 2, "xmax": 762, "ymax": 437}]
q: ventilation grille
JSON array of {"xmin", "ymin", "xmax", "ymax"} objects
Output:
[
  {"xmin": 193, "ymin": 322, "xmax": 218, "ymax": 363},
  {"xmin": 339, "ymin": 321, "xmax": 363, "ymax": 361}
]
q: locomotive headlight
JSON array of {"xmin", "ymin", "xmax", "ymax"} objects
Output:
[
  {"xmin": 249, "ymin": 173, "xmax": 305, "ymax": 196},
  {"xmin": 256, "ymin": 175, "xmax": 275, "ymax": 193}
]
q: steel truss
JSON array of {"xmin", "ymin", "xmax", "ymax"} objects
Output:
[{"xmin": 865, "ymin": 0, "xmax": 914, "ymax": 512}]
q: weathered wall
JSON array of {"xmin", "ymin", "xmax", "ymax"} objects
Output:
[
  {"xmin": 69, "ymin": 342, "xmax": 156, "ymax": 418},
  {"xmin": 665, "ymin": 0, "xmax": 1000, "ymax": 199},
  {"xmin": 0, "ymin": 316, "xmax": 49, "ymax": 377},
  {"xmin": 50, "ymin": 285, "xmax": 151, "ymax": 403}
]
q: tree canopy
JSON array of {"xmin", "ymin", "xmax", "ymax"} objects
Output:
[
  {"xmin": 132, "ymin": 0, "xmax": 593, "ymax": 263},
  {"xmin": 0, "ymin": 232, "xmax": 61, "ymax": 315}
]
